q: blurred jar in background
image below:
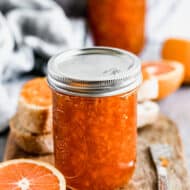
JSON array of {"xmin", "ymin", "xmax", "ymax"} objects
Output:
[{"xmin": 88, "ymin": 0, "xmax": 146, "ymax": 54}]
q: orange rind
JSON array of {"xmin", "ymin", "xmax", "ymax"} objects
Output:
[{"xmin": 162, "ymin": 38, "xmax": 190, "ymax": 83}]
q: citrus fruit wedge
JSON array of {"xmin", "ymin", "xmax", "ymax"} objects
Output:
[
  {"xmin": 162, "ymin": 38, "xmax": 190, "ymax": 83},
  {"xmin": 0, "ymin": 159, "xmax": 66, "ymax": 190},
  {"xmin": 142, "ymin": 61, "xmax": 184, "ymax": 100}
]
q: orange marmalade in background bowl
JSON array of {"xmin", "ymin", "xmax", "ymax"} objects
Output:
[{"xmin": 48, "ymin": 47, "xmax": 142, "ymax": 190}]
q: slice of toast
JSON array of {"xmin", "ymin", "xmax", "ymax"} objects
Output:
[
  {"xmin": 137, "ymin": 101, "xmax": 160, "ymax": 128},
  {"xmin": 138, "ymin": 78, "xmax": 159, "ymax": 102},
  {"xmin": 10, "ymin": 116, "xmax": 53, "ymax": 155},
  {"xmin": 16, "ymin": 77, "xmax": 52, "ymax": 134}
]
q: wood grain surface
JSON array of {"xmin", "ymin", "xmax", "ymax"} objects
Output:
[{"xmin": 4, "ymin": 115, "xmax": 190, "ymax": 190}]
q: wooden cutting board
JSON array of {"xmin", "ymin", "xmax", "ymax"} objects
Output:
[{"xmin": 3, "ymin": 115, "xmax": 190, "ymax": 190}]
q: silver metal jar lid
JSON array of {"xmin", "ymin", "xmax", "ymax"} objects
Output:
[{"xmin": 47, "ymin": 47, "xmax": 142, "ymax": 97}]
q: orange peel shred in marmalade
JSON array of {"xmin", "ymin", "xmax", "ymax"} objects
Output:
[
  {"xmin": 53, "ymin": 91, "xmax": 137, "ymax": 190},
  {"xmin": 21, "ymin": 77, "xmax": 52, "ymax": 107}
]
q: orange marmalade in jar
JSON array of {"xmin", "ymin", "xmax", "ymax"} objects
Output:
[{"xmin": 48, "ymin": 47, "xmax": 141, "ymax": 190}]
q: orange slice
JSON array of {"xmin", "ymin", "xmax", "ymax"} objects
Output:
[
  {"xmin": 0, "ymin": 159, "xmax": 66, "ymax": 190},
  {"xmin": 21, "ymin": 77, "xmax": 52, "ymax": 107},
  {"xmin": 142, "ymin": 61, "xmax": 184, "ymax": 100},
  {"xmin": 162, "ymin": 38, "xmax": 190, "ymax": 83}
]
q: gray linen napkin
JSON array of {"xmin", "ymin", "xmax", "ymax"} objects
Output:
[{"xmin": 0, "ymin": 0, "xmax": 86, "ymax": 132}]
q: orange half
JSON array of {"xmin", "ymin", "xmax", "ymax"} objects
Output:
[
  {"xmin": 142, "ymin": 60, "xmax": 184, "ymax": 100},
  {"xmin": 0, "ymin": 159, "xmax": 66, "ymax": 190},
  {"xmin": 162, "ymin": 38, "xmax": 190, "ymax": 83},
  {"xmin": 21, "ymin": 77, "xmax": 52, "ymax": 107}
]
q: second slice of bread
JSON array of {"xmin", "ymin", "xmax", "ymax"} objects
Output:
[
  {"xmin": 16, "ymin": 97, "xmax": 52, "ymax": 134},
  {"xmin": 137, "ymin": 101, "xmax": 160, "ymax": 128},
  {"xmin": 10, "ymin": 116, "xmax": 53, "ymax": 155}
]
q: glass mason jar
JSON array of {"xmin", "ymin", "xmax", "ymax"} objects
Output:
[
  {"xmin": 48, "ymin": 47, "xmax": 141, "ymax": 190},
  {"xmin": 88, "ymin": 0, "xmax": 146, "ymax": 54}
]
